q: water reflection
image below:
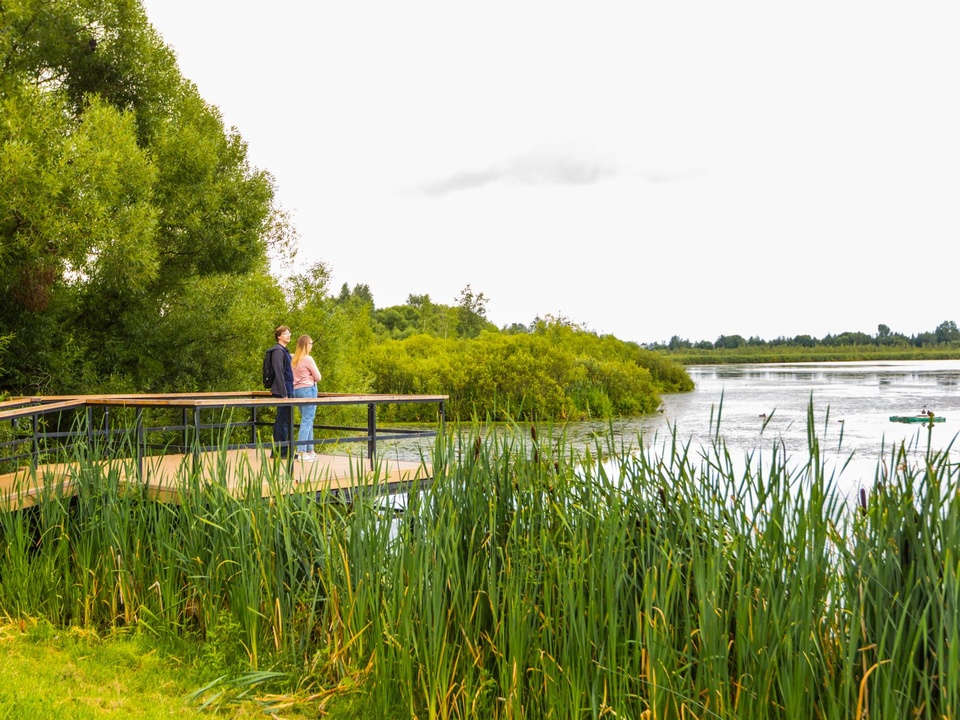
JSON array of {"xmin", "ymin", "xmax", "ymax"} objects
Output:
[
  {"xmin": 614, "ymin": 360, "xmax": 960, "ymax": 495},
  {"xmin": 376, "ymin": 360, "xmax": 960, "ymax": 498}
]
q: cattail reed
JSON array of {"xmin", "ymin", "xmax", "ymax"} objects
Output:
[{"xmin": 0, "ymin": 409, "xmax": 957, "ymax": 718}]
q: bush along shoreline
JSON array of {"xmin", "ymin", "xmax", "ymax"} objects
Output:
[{"xmin": 0, "ymin": 412, "xmax": 956, "ymax": 718}]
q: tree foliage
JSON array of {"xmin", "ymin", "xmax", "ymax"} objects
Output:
[
  {"xmin": 370, "ymin": 287, "xmax": 494, "ymax": 341},
  {"xmin": 1, "ymin": 1, "xmax": 695, "ymax": 420},
  {"xmin": 363, "ymin": 318, "xmax": 692, "ymax": 422},
  {"xmin": 455, "ymin": 283, "xmax": 489, "ymax": 339},
  {"xmin": 935, "ymin": 320, "xmax": 960, "ymax": 344},
  {"xmin": 0, "ymin": 0, "xmax": 288, "ymax": 393}
]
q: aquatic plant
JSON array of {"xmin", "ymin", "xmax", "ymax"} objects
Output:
[{"xmin": 0, "ymin": 411, "xmax": 957, "ymax": 717}]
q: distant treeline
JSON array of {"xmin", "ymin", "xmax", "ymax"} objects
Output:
[{"xmin": 650, "ymin": 321, "xmax": 960, "ymax": 364}]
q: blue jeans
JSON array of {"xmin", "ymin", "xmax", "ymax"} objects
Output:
[
  {"xmin": 272, "ymin": 403, "xmax": 293, "ymax": 457},
  {"xmin": 294, "ymin": 384, "xmax": 318, "ymax": 453}
]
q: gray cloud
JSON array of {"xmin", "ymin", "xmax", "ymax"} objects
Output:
[
  {"xmin": 508, "ymin": 155, "xmax": 617, "ymax": 186},
  {"xmin": 419, "ymin": 155, "xmax": 702, "ymax": 197},
  {"xmin": 420, "ymin": 154, "xmax": 619, "ymax": 197},
  {"xmin": 421, "ymin": 169, "xmax": 502, "ymax": 196}
]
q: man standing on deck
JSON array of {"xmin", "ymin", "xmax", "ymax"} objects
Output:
[{"xmin": 268, "ymin": 325, "xmax": 295, "ymax": 458}]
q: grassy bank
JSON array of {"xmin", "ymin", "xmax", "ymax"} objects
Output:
[
  {"xmin": 1, "ymin": 417, "xmax": 958, "ymax": 718},
  {"xmin": 0, "ymin": 620, "xmax": 309, "ymax": 718}
]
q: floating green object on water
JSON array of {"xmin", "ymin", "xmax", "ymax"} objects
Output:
[{"xmin": 889, "ymin": 415, "xmax": 945, "ymax": 423}]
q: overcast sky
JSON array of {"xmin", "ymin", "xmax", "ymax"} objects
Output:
[{"xmin": 141, "ymin": 1, "xmax": 960, "ymax": 345}]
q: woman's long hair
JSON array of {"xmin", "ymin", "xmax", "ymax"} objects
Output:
[{"xmin": 292, "ymin": 334, "xmax": 313, "ymax": 367}]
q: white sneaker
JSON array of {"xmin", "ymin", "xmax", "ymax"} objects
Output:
[{"xmin": 301, "ymin": 452, "xmax": 316, "ymax": 462}]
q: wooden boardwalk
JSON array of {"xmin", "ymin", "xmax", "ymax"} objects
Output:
[
  {"xmin": 0, "ymin": 391, "xmax": 445, "ymax": 511},
  {"xmin": 0, "ymin": 449, "xmax": 432, "ymax": 511}
]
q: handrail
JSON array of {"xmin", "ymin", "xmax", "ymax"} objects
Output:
[
  {"xmin": 89, "ymin": 393, "xmax": 448, "ymax": 407},
  {"xmin": 0, "ymin": 398, "xmax": 88, "ymax": 421},
  {"xmin": 0, "ymin": 392, "xmax": 447, "ymax": 476}
]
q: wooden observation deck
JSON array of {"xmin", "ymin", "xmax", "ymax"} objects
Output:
[{"xmin": 0, "ymin": 391, "xmax": 447, "ymax": 511}]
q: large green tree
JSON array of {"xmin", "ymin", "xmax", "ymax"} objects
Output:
[{"xmin": 0, "ymin": 0, "xmax": 291, "ymax": 394}]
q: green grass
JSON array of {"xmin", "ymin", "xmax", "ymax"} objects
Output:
[
  {"xmin": 1, "ymin": 411, "xmax": 959, "ymax": 718},
  {"xmin": 0, "ymin": 619, "xmax": 322, "ymax": 718}
]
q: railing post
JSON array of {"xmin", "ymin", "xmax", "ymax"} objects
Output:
[
  {"xmin": 193, "ymin": 407, "xmax": 202, "ymax": 474},
  {"xmin": 31, "ymin": 412, "xmax": 39, "ymax": 469},
  {"xmin": 367, "ymin": 403, "xmax": 377, "ymax": 469},
  {"xmin": 287, "ymin": 402, "xmax": 295, "ymax": 461},
  {"xmin": 135, "ymin": 407, "xmax": 144, "ymax": 481},
  {"xmin": 251, "ymin": 404, "xmax": 258, "ymax": 446},
  {"xmin": 182, "ymin": 408, "xmax": 189, "ymax": 450}
]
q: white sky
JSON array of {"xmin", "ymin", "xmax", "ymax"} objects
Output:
[{"xmin": 141, "ymin": 1, "xmax": 960, "ymax": 345}]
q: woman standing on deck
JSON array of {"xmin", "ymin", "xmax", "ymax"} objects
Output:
[{"xmin": 292, "ymin": 335, "xmax": 322, "ymax": 461}]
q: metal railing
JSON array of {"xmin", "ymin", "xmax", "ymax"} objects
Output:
[{"xmin": 0, "ymin": 391, "xmax": 447, "ymax": 478}]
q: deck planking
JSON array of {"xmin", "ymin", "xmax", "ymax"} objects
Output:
[{"xmin": 0, "ymin": 449, "xmax": 431, "ymax": 510}]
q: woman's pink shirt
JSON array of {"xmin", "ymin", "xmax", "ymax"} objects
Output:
[{"xmin": 293, "ymin": 355, "xmax": 322, "ymax": 389}]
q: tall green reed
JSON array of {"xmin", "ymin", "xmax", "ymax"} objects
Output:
[
  {"xmin": 1, "ymin": 407, "xmax": 959, "ymax": 718},
  {"xmin": 835, "ymin": 440, "xmax": 960, "ymax": 720}
]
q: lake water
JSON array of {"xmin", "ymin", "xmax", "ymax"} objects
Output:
[
  {"xmin": 381, "ymin": 360, "xmax": 960, "ymax": 498},
  {"xmin": 576, "ymin": 359, "xmax": 960, "ymax": 496}
]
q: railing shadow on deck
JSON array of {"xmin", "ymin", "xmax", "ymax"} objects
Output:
[{"xmin": 0, "ymin": 391, "xmax": 447, "ymax": 499}]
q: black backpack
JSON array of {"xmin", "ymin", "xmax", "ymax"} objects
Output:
[{"xmin": 262, "ymin": 348, "xmax": 277, "ymax": 389}]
